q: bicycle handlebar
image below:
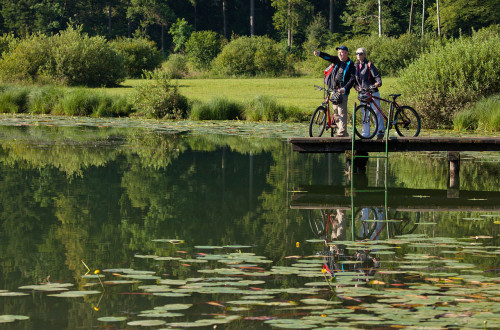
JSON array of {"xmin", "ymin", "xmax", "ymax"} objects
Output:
[
  {"xmin": 358, "ymin": 85, "xmax": 377, "ymax": 93},
  {"xmin": 314, "ymin": 85, "xmax": 332, "ymax": 93}
]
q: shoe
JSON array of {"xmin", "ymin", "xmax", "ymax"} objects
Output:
[
  {"xmin": 336, "ymin": 132, "xmax": 349, "ymax": 137},
  {"xmin": 376, "ymin": 134, "xmax": 384, "ymax": 140}
]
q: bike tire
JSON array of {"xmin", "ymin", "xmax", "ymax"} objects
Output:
[
  {"xmin": 394, "ymin": 106, "xmax": 421, "ymax": 137},
  {"xmin": 354, "ymin": 105, "xmax": 378, "ymax": 139},
  {"xmin": 309, "ymin": 106, "xmax": 327, "ymax": 137}
]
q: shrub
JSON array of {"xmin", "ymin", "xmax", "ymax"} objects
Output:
[
  {"xmin": 399, "ymin": 26, "xmax": 500, "ymax": 128},
  {"xmin": 0, "ymin": 33, "xmax": 16, "ymax": 56},
  {"xmin": 45, "ymin": 26, "xmax": 126, "ymax": 86},
  {"xmin": 245, "ymin": 95, "xmax": 286, "ymax": 121},
  {"xmin": 185, "ymin": 31, "xmax": 223, "ymax": 70},
  {"xmin": 0, "ymin": 33, "xmax": 50, "ymax": 83},
  {"xmin": 94, "ymin": 95, "xmax": 135, "ymax": 117},
  {"xmin": 111, "ymin": 37, "xmax": 163, "ymax": 78},
  {"xmin": 0, "ymin": 85, "xmax": 31, "ymax": 113},
  {"xmin": 162, "ymin": 54, "xmax": 188, "ymax": 79},
  {"xmin": 132, "ymin": 69, "xmax": 189, "ymax": 119},
  {"xmin": 213, "ymin": 36, "xmax": 287, "ymax": 76}
]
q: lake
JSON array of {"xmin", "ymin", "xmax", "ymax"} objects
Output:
[{"xmin": 0, "ymin": 115, "xmax": 499, "ymax": 329}]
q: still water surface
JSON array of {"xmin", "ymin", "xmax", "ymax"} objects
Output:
[{"xmin": 0, "ymin": 117, "xmax": 499, "ymax": 329}]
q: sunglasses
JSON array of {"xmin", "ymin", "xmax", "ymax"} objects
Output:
[{"xmin": 356, "ymin": 52, "xmax": 364, "ymax": 55}]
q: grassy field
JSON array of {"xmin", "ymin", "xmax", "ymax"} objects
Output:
[{"xmin": 103, "ymin": 76, "xmax": 400, "ymax": 117}]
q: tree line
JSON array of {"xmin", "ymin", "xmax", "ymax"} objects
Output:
[{"xmin": 0, "ymin": 0, "xmax": 497, "ymax": 54}]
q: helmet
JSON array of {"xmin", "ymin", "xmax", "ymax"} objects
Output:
[{"xmin": 358, "ymin": 93, "xmax": 371, "ymax": 102}]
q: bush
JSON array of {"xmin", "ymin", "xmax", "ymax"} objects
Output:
[
  {"xmin": 399, "ymin": 26, "xmax": 500, "ymax": 128},
  {"xmin": 162, "ymin": 54, "xmax": 188, "ymax": 79},
  {"xmin": 0, "ymin": 33, "xmax": 51, "ymax": 83},
  {"xmin": 189, "ymin": 97, "xmax": 244, "ymax": 120},
  {"xmin": 45, "ymin": 26, "xmax": 126, "ymax": 86},
  {"xmin": 185, "ymin": 31, "xmax": 223, "ymax": 70},
  {"xmin": 111, "ymin": 37, "xmax": 163, "ymax": 78},
  {"xmin": 213, "ymin": 36, "xmax": 287, "ymax": 76},
  {"xmin": 0, "ymin": 85, "xmax": 31, "ymax": 113},
  {"xmin": 53, "ymin": 88, "xmax": 104, "ymax": 116},
  {"xmin": 454, "ymin": 94, "xmax": 500, "ymax": 132},
  {"xmin": 132, "ymin": 69, "xmax": 189, "ymax": 119},
  {"xmin": 0, "ymin": 33, "xmax": 16, "ymax": 56}
]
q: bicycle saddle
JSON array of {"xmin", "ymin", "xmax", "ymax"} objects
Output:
[{"xmin": 389, "ymin": 94, "xmax": 401, "ymax": 99}]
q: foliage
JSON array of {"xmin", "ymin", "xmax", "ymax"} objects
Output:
[
  {"xmin": 44, "ymin": 25, "xmax": 126, "ymax": 86},
  {"xmin": 189, "ymin": 97, "xmax": 244, "ymax": 120},
  {"xmin": 342, "ymin": 0, "xmax": 411, "ymax": 37},
  {"xmin": 213, "ymin": 36, "xmax": 287, "ymax": 76},
  {"xmin": 132, "ymin": 69, "xmax": 189, "ymax": 119},
  {"xmin": 426, "ymin": 0, "xmax": 499, "ymax": 37},
  {"xmin": 0, "ymin": 33, "xmax": 50, "ymax": 83},
  {"xmin": 0, "ymin": 33, "xmax": 15, "ymax": 55},
  {"xmin": 303, "ymin": 14, "xmax": 332, "ymax": 54},
  {"xmin": 271, "ymin": 0, "xmax": 313, "ymax": 47},
  {"xmin": 184, "ymin": 31, "xmax": 223, "ymax": 71},
  {"xmin": 168, "ymin": 18, "xmax": 194, "ymax": 53},
  {"xmin": 342, "ymin": 33, "xmax": 437, "ymax": 76},
  {"xmin": 453, "ymin": 94, "xmax": 500, "ymax": 132},
  {"xmin": 162, "ymin": 54, "xmax": 189, "ymax": 79},
  {"xmin": 398, "ymin": 26, "xmax": 500, "ymax": 128},
  {"xmin": 111, "ymin": 37, "xmax": 163, "ymax": 78}
]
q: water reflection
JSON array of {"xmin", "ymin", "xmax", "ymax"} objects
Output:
[{"xmin": 0, "ymin": 124, "xmax": 499, "ymax": 329}]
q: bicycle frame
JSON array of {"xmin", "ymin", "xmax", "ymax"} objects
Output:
[
  {"xmin": 315, "ymin": 85, "xmax": 336, "ymax": 130},
  {"xmin": 358, "ymin": 92, "xmax": 398, "ymax": 128}
]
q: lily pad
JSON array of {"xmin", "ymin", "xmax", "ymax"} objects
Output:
[
  {"xmin": 127, "ymin": 319, "xmax": 166, "ymax": 326},
  {"xmin": 97, "ymin": 316, "xmax": 127, "ymax": 322},
  {"xmin": 0, "ymin": 315, "xmax": 29, "ymax": 323}
]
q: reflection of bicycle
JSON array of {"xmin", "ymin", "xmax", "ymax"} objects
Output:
[
  {"xmin": 353, "ymin": 207, "xmax": 420, "ymax": 240},
  {"xmin": 354, "ymin": 87, "xmax": 421, "ymax": 139},
  {"xmin": 309, "ymin": 85, "xmax": 339, "ymax": 137}
]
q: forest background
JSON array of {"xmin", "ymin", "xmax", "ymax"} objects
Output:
[{"xmin": 0, "ymin": 0, "xmax": 498, "ymax": 130}]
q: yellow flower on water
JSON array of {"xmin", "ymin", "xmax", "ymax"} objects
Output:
[
  {"xmin": 321, "ymin": 268, "xmax": 327, "ymax": 274},
  {"xmin": 321, "ymin": 314, "xmax": 327, "ymax": 317},
  {"xmin": 296, "ymin": 242, "xmax": 300, "ymax": 248},
  {"xmin": 93, "ymin": 307, "xmax": 99, "ymax": 311},
  {"xmin": 94, "ymin": 269, "xmax": 100, "ymax": 274}
]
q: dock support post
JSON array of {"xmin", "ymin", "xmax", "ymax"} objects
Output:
[{"xmin": 447, "ymin": 151, "xmax": 460, "ymax": 198}]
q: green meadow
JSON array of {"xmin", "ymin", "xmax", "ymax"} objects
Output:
[{"xmin": 103, "ymin": 76, "xmax": 400, "ymax": 117}]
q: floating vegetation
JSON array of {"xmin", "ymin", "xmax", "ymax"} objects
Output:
[{"xmin": 0, "ymin": 315, "xmax": 29, "ymax": 323}]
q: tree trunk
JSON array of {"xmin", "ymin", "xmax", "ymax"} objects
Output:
[
  {"xmin": 108, "ymin": 1, "xmax": 112, "ymax": 38},
  {"xmin": 193, "ymin": 2, "xmax": 197, "ymax": 31},
  {"xmin": 329, "ymin": 0, "xmax": 334, "ymax": 33},
  {"xmin": 287, "ymin": 0, "xmax": 291, "ymax": 47},
  {"xmin": 222, "ymin": 0, "xmax": 227, "ymax": 38},
  {"xmin": 161, "ymin": 24, "xmax": 165, "ymax": 56},
  {"xmin": 421, "ymin": 0, "xmax": 425, "ymax": 36},
  {"xmin": 250, "ymin": 0, "xmax": 255, "ymax": 36},
  {"xmin": 408, "ymin": 0, "xmax": 413, "ymax": 34},
  {"xmin": 436, "ymin": 0, "xmax": 441, "ymax": 36},
  {"xmin": 378, "ymin": 0, "xmax": 382, "ymax": 37}
]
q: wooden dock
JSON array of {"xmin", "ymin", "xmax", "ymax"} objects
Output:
[{"xmin": 288, "ymin": 136, "xmax": 500, "ymax": 153}]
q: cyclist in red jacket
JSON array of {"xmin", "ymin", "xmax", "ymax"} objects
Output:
[{"xmin": 314, "ymin": 46, "xmax": 356, "ymax": 137}]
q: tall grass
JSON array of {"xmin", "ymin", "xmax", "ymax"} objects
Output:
[
  {"xmin": 454, "ymin": 95, "xmax": 500, "ymax": 131},
  {"xmin": 189, "ymin": 97, "xmax": 244, "ymax": 120},
  {"xmin": 0, "ymin": 85, "xmax": 30, "ymax": 113},
  {"xmin": 245, "ymin": 95, "xmax": 305, "ymax": 122}
]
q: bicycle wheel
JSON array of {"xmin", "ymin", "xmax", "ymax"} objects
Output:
[
  {"xmin": 354, "ymin": 105, "xmax": 378, "ymax": 139},
  {"xmin": 394, "ymin": 106, "xmax": 421, "ymax": 137},
  {"xmin": 309, "ymin": 106, "xmax": 327, "ymax": 137}
]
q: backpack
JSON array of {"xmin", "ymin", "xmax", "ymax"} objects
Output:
[{"xmin": 324, "ymin": 61, "xmax": 351, "ymax": 89}]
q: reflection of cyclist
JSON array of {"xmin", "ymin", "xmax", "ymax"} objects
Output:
[
  {"xmin": 359, "ymin": 207, "xmax": 385, "ymax": 240},
  {"xmin": 354, "ymin": 48, "xmax": 384, "ymax": 139}
]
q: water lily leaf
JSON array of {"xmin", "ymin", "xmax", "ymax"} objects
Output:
[
  {"xmin": 127, "ymin": 319, "xmax": 166, "ymax": 326},
  {"xmin": 0, "ymin": 315, "xmax": 29, "ymax": 323},
  {"xmin": 97, "ymin": 316, "xmax": 127, "ymax": 322},
  {"xmin": 19, "ymin": 283, "xmax": 74, "ymax": 292},
  {"xmin": 48, "ymin": 290, "xmax": 101, "ymax": 298},
  {"xmin": 0, "ymin": 292, "xmax": 29, "ymax": 297},
  {"xmin": 194, "ymin": 246, "xmax": 223, "ymax": 249}
]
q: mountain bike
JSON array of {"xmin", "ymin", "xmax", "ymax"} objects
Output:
[
  {"xmin": 309, "ymin": 85, "xmax": 343, "ymax": 137},
  {"xmin": 354, "ymin": 87, "xmax": 421, "ymax": 139}
]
